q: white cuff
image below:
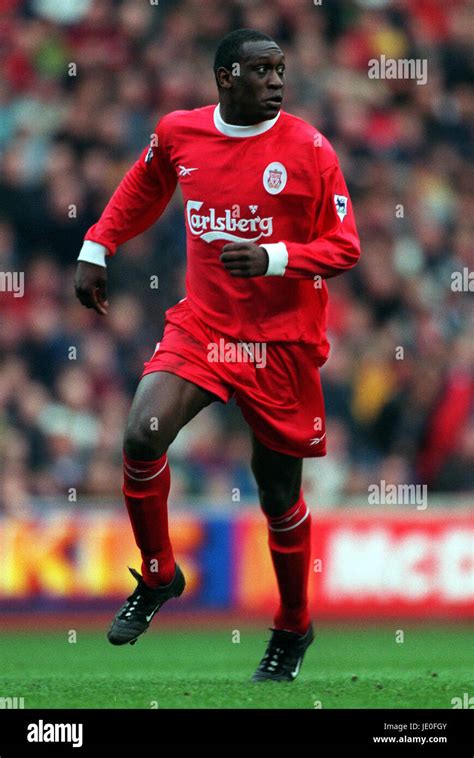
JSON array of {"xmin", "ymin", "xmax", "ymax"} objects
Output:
[
  {"xmin": 261, "ymin": 242, "xmax": 288, "ymax": 276},
  {"xmin": 77, "ymin": 240, "xmax": 108, "ymax": 267}
]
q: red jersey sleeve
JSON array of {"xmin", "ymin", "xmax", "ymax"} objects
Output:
[
  {"xmin": 263, "ymin": 137, "xmax": 360, "ymax": 279},
  {"xmin": 83, "ymin": 116, "xmax": 177, "ymax": 256}
]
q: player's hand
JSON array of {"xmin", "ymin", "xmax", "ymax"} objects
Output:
[
  {"xmin": 74, "ymin": 261, "xmax": 109, "ymax": 316},
  {"xmin": 220, "ymin": 242, "xmax": 269, "ymax": 277}
]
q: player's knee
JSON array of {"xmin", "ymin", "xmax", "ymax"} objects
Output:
[
  {"xmin": 257, "ymin": 482, "xmax": 299, "ymax": 518},
  {"xmin": 251, "ymin": 455, "xmax": 301, "ymax": 516},
  {"xmin": 123, "ymin": 419, "xmax": 169, "ymax": 460}
]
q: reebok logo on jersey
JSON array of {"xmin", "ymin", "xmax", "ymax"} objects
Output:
[
  {"xmin": 144, "ymin": 146, "xmax": 154, "ymax": 164},
  {"xmin": 179, "ymin": 165, "xmax": 199, "ymax": 176},
  {"xmin": 186, "ymin": 201, "xmax": 273, "ymax": 243}
]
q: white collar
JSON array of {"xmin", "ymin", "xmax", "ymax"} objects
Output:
[{"xmin": 213, "ymin": 104, "xmax": 281, "ymax": 138}]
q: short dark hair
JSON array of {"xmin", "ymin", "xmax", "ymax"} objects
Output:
[{"xmin": 213, "ymin": 29, "xmax": 276, "ymax": 85}]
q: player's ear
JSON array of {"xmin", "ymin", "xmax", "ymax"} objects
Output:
[{"xmin": 216, "ymin": 67, "xmax": 233, "ymax": 90}]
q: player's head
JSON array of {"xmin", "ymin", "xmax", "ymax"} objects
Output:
[{"xmin": 214, "ymin": 29, "xmax": 285, "ymax": 124}]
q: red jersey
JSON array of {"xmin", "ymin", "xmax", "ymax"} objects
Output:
[{"xmin": 81, "ymin": 105, "xmax": 360, "ymax": 357}]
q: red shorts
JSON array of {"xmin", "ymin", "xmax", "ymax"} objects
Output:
[{"xmin": 142, "ymin": 298, "xmax": 327, "ymax": 458}]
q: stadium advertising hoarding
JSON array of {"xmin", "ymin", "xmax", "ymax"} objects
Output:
[
  {"xmin": 0, "ymin": 511, "xmax": 472, "ymax": 618},
  {"xmin": 236, "ymin": 512, "xmax": 474, "ymax": 619}
]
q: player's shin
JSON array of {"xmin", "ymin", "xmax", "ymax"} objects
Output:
[
  {"xmin": 264, "ymin": 491, "xmax": 312, "ymax": 635},
  {"xmin": 122, "ymin": 451, "xmax": 176, "ymax": 587}
]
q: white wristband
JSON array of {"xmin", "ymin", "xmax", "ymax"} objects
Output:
[
  {"xmin": 77, "ymin": 240, "xmax": 108, "ymax": 267},
  {"xmin": 260, "ymin": 242, "xmax": 288, "ymax": 276}
]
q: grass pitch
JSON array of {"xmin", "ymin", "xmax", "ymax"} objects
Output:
[{"xmin": 1, "ymin": 625, "xmax": 472, "ymax": 709}]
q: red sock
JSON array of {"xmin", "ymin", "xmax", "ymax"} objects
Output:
[
  {"xmin": 122, "ymin": 451, "xmax": 176, "ymax": 587},
  {"xmin": 265, "ymin": 491, "xmax": 312, "ymax": 635}
]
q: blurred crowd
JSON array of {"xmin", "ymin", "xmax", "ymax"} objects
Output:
[{"xmin": 0, "ymin": 0, "xmax": 473, "ymax": 511}]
